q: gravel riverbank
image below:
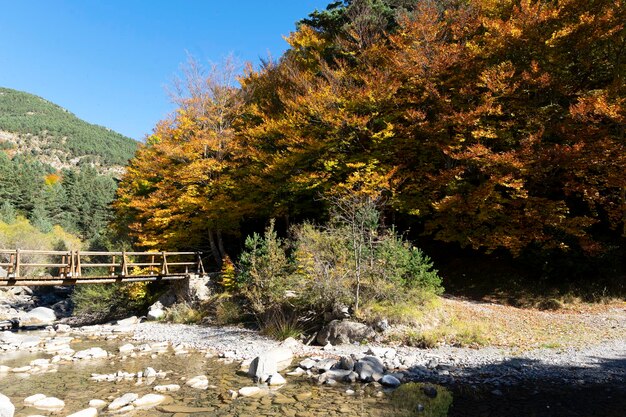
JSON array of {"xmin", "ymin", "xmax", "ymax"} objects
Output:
[{"xmin": 132, "ymin": 322, "xmax": 626, "ymax": 387}]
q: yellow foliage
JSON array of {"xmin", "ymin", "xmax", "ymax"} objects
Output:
[{"xmin": 219, "ymin": 255, "xmax": 236, "ymax": 290}]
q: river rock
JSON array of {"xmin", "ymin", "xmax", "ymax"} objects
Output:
[
  {"xmin": 24, "ymin": 394, "xmax": 46, "ymax": 406},
  {"xmin": 366, "ymin": 346, "xmax": 396, "ymax": 359},
  {"xmin": 267, "ymin": 373, "xmax": 286, "ymax": 386},
  {"xmin": 381, "ymin": 374, "xmax": 401, "ymax": 387},
  {"xmin": 32, "ymin": 396, "xmax": 64, "ymax": 410},
  {"xmin": 157, "ymin": 405, "xmax": 215, "ymax": 413},
  {"xmin": 108, "ymin": 393, "xmax": 138, "ymax": 410},
  {"xmin": 313, "ymin": 357, "xmax": 337, "ymax": 371},
  {"xmin": 299, "ymin": 358, "xmax": 316, "ymax": 370},
  {"xmin": 133, "ymin": 394, "xmax": 166, "ymax": 408},
  {"xmin": 338, "ymin": 356, "xmax": 355, "ymax": 370},
  {"xmin": 238, "ymin": 387, "xmax": 262, "ymax": 397},
  {"xmin": 316, "ymin": 320, "xmax": 376, "ymax": 345},
  {"xmin": 248, "ymin": 347, "xmax": 293, "ymax": 381},
  {"xmin": 117, "ymin": 316, "xmax": 140, "ymax": 326},
  {"xmin": 147, "ymin": 301, "xmax": 165, "ymax": 321},
  {"xmin": 66, "ymin": 408, "xmax": 98, "ymax": 417},
  {"xmin": 186, "ymin": 375, "xmax": 209, "ymax": 389},
  {"xmin": 318, "ymin": 369, "xmax": 352, "ymax": 384},
  {"xmin": 88, "ymin": 399, "xmax": 107, "ymax": 409},
  {"xmin": 154, "ymin": 384, "xmax": 180, "ymax": 392},
  {"xmin": 355, "ymin": 356, "xmax": 384, "ymax": 382},
  {"xmin": 73, "ymin": 347, "xmax": 108, "ymax": 360},
  {"xmin": 21, "ymin": 307, "xmax": 56, "ymax": 326},
  {"xmin": 0, "ymin": 393, "xmax": 14, "ymax": 417},
  {"xmin": 53, "ymin": 323, "xmax": 71, "ymax": 333},
  {"xmin": 119, "ymin": 343, "xmax": 135, "ymax": 354}
]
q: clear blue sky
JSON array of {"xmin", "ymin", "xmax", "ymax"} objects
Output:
[{"xmin": 0, "ymin": 0, "xmax": 331, "ymax": 140}]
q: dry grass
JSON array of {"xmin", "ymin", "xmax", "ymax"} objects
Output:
[
  {"xmin": 438, "ymin": 296, "xmax": 626, "ymax": 349},
  {"xmin": 383, "ymin": 295, "xmax": 626, "ymax": 350}
]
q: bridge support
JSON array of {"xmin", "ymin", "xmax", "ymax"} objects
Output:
[{"xmin": 169, "ymin": 273, "xmax": 214, "ymax": 304}]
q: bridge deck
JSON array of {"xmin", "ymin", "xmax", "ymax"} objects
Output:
[{"xmin": 0, "ymin": 249, "xmax": 206, "ymax": 286}]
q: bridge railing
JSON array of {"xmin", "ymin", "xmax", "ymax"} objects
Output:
[{"xmin": 0, "ymin": 249, "xmax": 206, "ymax": 285}]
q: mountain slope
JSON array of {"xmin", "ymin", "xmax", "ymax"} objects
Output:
[{"xmin": 0, "ymin": 87, "xmax": 138, "ymax": 174}]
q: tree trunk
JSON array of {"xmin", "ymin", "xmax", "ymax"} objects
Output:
[
  {"xmin": 216, "ymin": 229, "xmax": 226, "ymax": 261},
  {"xmin": 208, "ymin": 230, "xmax": 223, "ymax": 270}
]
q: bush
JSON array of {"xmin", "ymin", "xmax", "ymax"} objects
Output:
[
  {"xmin": 214, "ymin": 296, "xmax": 244, "ymax": 325},
  {"xmin": 163, "ymin": 302, "xmax": 205, "ymax": 324},
  {"xmin": 236, "ymin": 220, "xmax": 295, "ymax": 318},
  {"xmin": 260, "ymin": 309, "xmax": 304, "ymax": 341},
  {"xmin": 71, "ymin": 282, "xmax": 152, "ymax": 323},
  {"xmin": 235, "ymin": 200, "xmax": 443, "ymax": 329}
]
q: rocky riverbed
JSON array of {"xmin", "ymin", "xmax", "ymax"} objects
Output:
[{"xmin": 1, "ymin": 316, "xmax": 624, "ymax": 417}]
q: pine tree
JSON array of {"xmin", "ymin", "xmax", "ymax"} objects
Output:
[{"xmin": 0, "ymin": 201, "xmax": 16, "ymax": 224}]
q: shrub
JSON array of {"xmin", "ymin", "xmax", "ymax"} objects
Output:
[
  {"xmin": 291, "ymin": 222, "xmax": 354, "ymax": 313},
  {"xmin": 260, "ymin": 309, "xmax": 304, "ymax": 341},
  {"xmin": 214, "ymin": 296, "xmax": 244, "ymax": 325},
  {"xmin": 163, "ymin": 302, "xmax": 205, "ymax": 324},
  {"xmin": 71, "ymin": 281, "xmax": 153, "ymax": 323},
  {"xmin": 236, "ymin": 220, "xmax": 295, "ymax": 318}
]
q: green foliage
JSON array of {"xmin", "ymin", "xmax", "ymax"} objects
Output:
[
  {"xmin": 0, "ymin": 201, "xmax": 16, "ymax": 224},
  {"xmin": 30, "ymin": 202, "xmax": 53, "ymax": 233},
  {"xmin": 0, "ymin": 87, "xmax": 137, "ymax": 166},
  {"xmin": 0, "ymin": 216, "xmax": 82, "ymax": 253},
  {"xmin": 163, "ymin": 302, "xmax": 205, "ymax": 324},
  {"xmin": 236, "ymin": 220, "xmax": 295, "ymax": 317},
  {"xmin": 260, "ymin": 309, "xmax": 304, "ymax": 341},
  {"xmin": 71, "ymin": 282, "xmax": 153, "ymax": 323},
  {"xmin": 214, "ymin": 297, "xmax": 244, "ymax": 325},
  {"xmin": 0, "ymin": 153, "xmax": 118, "ymax": 240},
  {"xmin": 236, "ymin": 200, "xmax": 443, "ymax": 326},
  {"xmin": 376, "ymin": 232, "xmax": 443, "ymax": 295}
]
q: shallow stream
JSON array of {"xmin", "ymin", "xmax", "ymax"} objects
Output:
[{"xmin": 0, "ymin": 335, "xmax": 624, "ymax": 416}]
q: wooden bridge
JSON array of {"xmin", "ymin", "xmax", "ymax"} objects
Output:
[{"xmin": 0, "ymin": 249, "xmax": 206, "ymax": 286}]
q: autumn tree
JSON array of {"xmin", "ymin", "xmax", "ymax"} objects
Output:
[{"xmin": 115, "ymin": 58, "xmax": 250, "ymax": 267}]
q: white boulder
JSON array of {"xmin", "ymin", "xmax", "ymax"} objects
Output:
[
  {"xmin": 133, "ymin": 394, "xmax": 165, "ymax": 408},
  {"xmin": 248, "ymin": 347, "xmax": 293, "ymax": 381},
  {"xmin": 0, "ymin": 393, "xmax": 14, "ymax": 417},
  {"xmin": 32, "ymin": 396, "xmax": 64, "ymax": 411},
  {"xmin": 22, "ymin": 307, "xmax": 56, "ymax": 326},
  {"xmin": 66, "ymin": 408, "xmax": 98, "ymax": 417}
]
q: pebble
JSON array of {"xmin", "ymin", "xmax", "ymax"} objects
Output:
[
  {"xmin": 154, "ymin": 384, "xmax": 181, "ymax": 392},
  {"xmin": 66, "ymin": 408, "xmax": 98, "ymax": 417},
  {"xmin": 238, "ymin": 387, "xmax": 262, "ymax": 397},
  {"xmin": 108, "ymin": 393, "xmax": 138, "ymax": 410},
  {"xmin": 133, "ymin": 393, "xmax": 166, "ymax": 408},
  {"xmin": 32, "ymin": 396, "xmax": 64, "ymax": 410},
  {"xmin": 88, "ymin": 399, "xmax": 107, "ymax": 409}
]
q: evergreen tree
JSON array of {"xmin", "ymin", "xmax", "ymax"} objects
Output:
[
  {"xmin": 30, "ymin": 202, "xmax": 53, "ymax": 233},
  {"xmin": 0, "ymin": 201, "xmax": 16, "ymax": 224}
]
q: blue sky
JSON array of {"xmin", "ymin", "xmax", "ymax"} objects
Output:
[{"xmin": 0, "ymin": 0, "xmax": 331, "ymax": 140}]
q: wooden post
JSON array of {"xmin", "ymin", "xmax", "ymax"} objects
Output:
[
  {"xmin": 111, "ymin": 255, "xmax": 116, "ymax": 276},
  {"xmin": 69, "ymin": 251, "xmax": 75, "ymax": 277},
  {"xmin": 196, "ymin": 253, "xmax": 205, "ymax": 275},
  {"xmin": 15, "ymin": 249, "xmax": 20, "ymax": 279},
  {"xmin": 150, "ymin": 254, "xmax": 155, "ymax": 275},
  {"xmin": 8, "ymin": 253, "xmax": 14, "ymax": 276},
  {"xmin": 76, "ymin": 251, "xmax": 82, "ymax": 277},
  {"xmin": 121, "ymin": 251, "xmax": 128, "ymax": 276},
  {"xmin": 161, "ymin": 252, "xmax": 169, "ymax": 275},
  {"xmin": 61, "ymin": 255, "xmax": 66, "ymax": 278}
]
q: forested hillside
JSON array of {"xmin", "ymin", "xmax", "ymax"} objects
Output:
[
  {"xmin": 115, "ymin": 0, "xmax": 625, "ymax": 287},
  {"xmin": 0, "ymin": 88, "xmax": 137, "ymax": 242},
  {"xmin": 0, "ymin": 87, "xmax": 137, "ymax": 173}
]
